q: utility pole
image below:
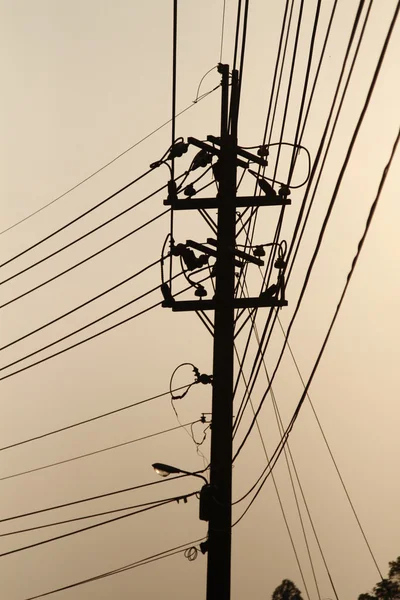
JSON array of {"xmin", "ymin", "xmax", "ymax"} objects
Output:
[
  {"xmin": 163, "ymin": 63, "xmax": 289, "ymax": 600},
  {"xmin": 205, "ymin": 63, "xmax": 236, "ymax": 600}
]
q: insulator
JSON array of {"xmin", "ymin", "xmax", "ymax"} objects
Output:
[
  {"xmin": 257, "ymin": 178, "xmax": 277, "ymax": 200},
  {"xmin": 260, "ymin": 283, "xmax": 278, "ymax": 300},
  {"xmin": 191, "ymin": 149, "xmax": 212, "ymax": 171},
  {"xmin": 198, "ymin": 373, "xmax": 212, "ymax": 385},
  {"xmin": 184, "ymin": 184, "xmax": 196, "ymax": 197},
  {"xmin": 279, "ymin": 185, "xmax": 291, "ymax": 198},
  {"xmin": 274, "ymin": 257, "xmax": 286, "ymax": 269},
  {"xmin": 167, "ymin": 141, "xmax": 188, "ymax": 160},
  {"xmin": 195, "ymin": 285, "xmax": 208, "ymax": 298},
  {"xmin": 253, "ymin": 245, "xmax": 266, "ymax": 257},
  {"xmin": 257, "ymin": 145, "xmax": 269, "ymax": 158}
]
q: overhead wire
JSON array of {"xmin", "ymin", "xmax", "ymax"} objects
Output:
[
  {"xmin": 233, "ymin": 341, "xmax": 312, "ymax": 600},
  {"xmin": 233, "ymin": 1, "xmax": 399, "ymax": 462},
  {"xmin": 0, "ymin": 258, "xmax": 161, "ymax": 352},
  {"xmin": 22, "ymin": 538, "xmax": 206, "ymax": 600},
  {"xmin": 0, "ymin": 472, "xmax": 194, "ymax": 524},
  {"xmin": 0, "ymin": 207, "xmax": 169, "ymax": 310},
  {"xmin": 0, "ymin": 494, "xmax": 198, "ymax": 559},
  {"xmin": 232, "ymin": 0, "xmax": 374, "ymax": 444},
  {"xmin": 0, "ymin": 494, "xmax": 196, "ymax": 537},
  {"xmin": 235, "ymin": 281, "xmax": 320, "ymax": 598},
  {"xmin": 276, "ymin": 315, "xmax": 384, "ymax": 581},
  {"xmin": 0, "ymin": 420, "xmax": 201, "ymax": 482},
  {"xmin": 219, "ymin": 0, "xmax": 227, "ymax": 62},
  {"xmin": 0, "ymin": 383, "xmax": 197, "ymax": 453},
  {"xmin": 0, "ymin": 271, "xmax": 213, "ymax": 381},
  {"xmin": 0, "ymin": 169, "xmax": 152, "ymax": 270},
  {"xmin": 0, "ymin": 84, "xmax": 219, "ymax": 237},
  {"xmin": 286, "ymin": 0, "xmax": 374, "ymax": 283}
]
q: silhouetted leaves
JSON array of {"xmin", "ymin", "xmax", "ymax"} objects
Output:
[{"xmin": 272, "ymin": 579, "xmax": 303, "ymax": 600}]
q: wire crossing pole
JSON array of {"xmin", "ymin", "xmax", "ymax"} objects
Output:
[
  {"xmin": 162, "ymin": 61, "xmax": 288, "ymax": 600},
  {"xmin": 206, "ymin": 63, "xmax": 238, "ymax": 600}
]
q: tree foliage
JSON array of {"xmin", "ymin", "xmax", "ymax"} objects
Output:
[
  {"xmin": 272, "ymin": 579, "xmax": 303, "ymax": 600},
  {"xmin": 389, "ymin": 558, "xmax": 400, "ymax": 581},
  {"xmin": 358, "ymin": 555, "xmax": 400, "ymax": 600}
]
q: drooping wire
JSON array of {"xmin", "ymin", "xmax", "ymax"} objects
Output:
[
  {"xmin": 0, "ymin": 206, "xmax": 170, "ymax": 310},
  {"xmin": 22, "ymin": 538, "xmax": 206, "ymax": 600},
  {"xmin": 0, "ymin": 473, "xmax": 194, "ymax": 524},
  {"xmin": 276, "ymin": 314, "xmax": 384, "ymax": 581},
  {"xmin": 233, "ymin": 0, "xmax": 393, "ymax": 462},
  {"xmin": 0, "ymin": 258, "xmax": 162, "ymax": 352},
  {"xmin": 0, "ymin": 420, "xmax": 201, "ymax": 482},
  {"xmin": 234, "ymin": 121, "xmax": 400, "ymax": 516},
  {"xmin": 1, "ymin": 493, "xmax": 196, "ymax": 537},
  {"xmin": 286, "ymin": 0, "xmax": 374, "ymax": 284},
  {"xmin": 233, "ymin": 342, "xmax": 312, "ymax": 600},
  {"xmin": 0, "ymin": 273, "xmax": 213, "ymax": 382},
  {"xmin": 0, "ymin": 495, "xmax": 197, "ymax": 559},
  {"xmin": 0, "ymin": 384, "xmax": 196, "ymax": 453},
  {"xmin": 0, "ymin": 169, "xmax": 152, "ymax": 270},
  {"xmin": 0, "ymin": 83, "xmax": 219, "ymax": 237}
]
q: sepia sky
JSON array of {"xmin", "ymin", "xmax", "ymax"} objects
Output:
[{"xmin": 0, "ymin": 1, "xmax": 399, "ymax": 599}]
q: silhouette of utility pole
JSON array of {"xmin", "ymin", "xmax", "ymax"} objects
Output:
[{"xmin": 163, "ymin": 64, "xmax": 289, "ymax": 600}]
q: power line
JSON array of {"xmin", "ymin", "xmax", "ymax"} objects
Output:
[
  {"xmin": 0, "ymin": 420, "xmax": 200, "ymax": 482},
  {"xmin": 276, "ymin": 312, "xmax": 383, "ymax": 580},
  {"xmin": 0, "ymin": 494, "xmax": 197, "ymax": 559},
  {"xmin": 233, "ymin": 343, "xmax": 312, "ymax": 600},
  {"xmin": 0, "ymin": 472, "xmax": 191, "ymax": 524},
  {"xmin": 0, "ymin": 494, "xmax": 195, "ymax": 537},
  {"xmin": 0, "ymin": 384, "xmax": 194, "ymax": 453},
  {"xmin": 0, "ymin": 208, "xmax": 169, "ymax": 310},
  {"xmin": 233, "ymin": 122, "xmax": 400, "ymax": 528},
  {"xmin": 232, "ymin": 0, "xmax": 391, "ymax": 462},
  {"xmin": 0, "ymin": 85, "xmax": 219, "ymax": 237},
  {"xmin": 0, "ymin": 270, "xmax": 164, "ymax": 375},
  {"xmin": 0, "ymin": 169, "xmax": 152, "ymax": 270},
  {"xmin": 219, "ymin": 0, "xmax": 227, "ymax": 62},
  {"xmin": 0, "ymin": 258, "xmax": 161, "ymax": 352},
  {"xmin": 22, "ymin": 538, "xmax": 205, "ymax": 600},
  {"xmin": 0, "ymin": 273, "xmax": 212, "ymax": 382}
]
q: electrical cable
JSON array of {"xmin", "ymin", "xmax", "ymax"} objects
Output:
[
  {"xmin": 0, "ymin": 384, "xmax": 196, "ymax": 453},
  {"xmin": 276, "ymin": 315, "xmax": 384, "ymax": 580},
  {"xmin": 0, "ymin": 494, "xmax": 196, "ymax": 537},
  {"xmin": 219, "ymin": 0, "xmax": 227, "ymax": 62},
  {"xmin": 0, "ymin": 207, "xmax": 170, "ymax": 310},
  {"xmin": 0, "ymin": 266, "xmax": 167, "ymax": 375},
  {"xmin": 233, "ymin": 5, "xmax": 399, "ymax": 461},
  {"xmin": 0, "ymin": 494, "xmax": 197, "ymax": 559},
  {"xmin": 232, "ymin": 0, "xmax": 242, "ymax": 72},
  {"xmin": 0, "ymin": 169, "xmax": 152, "ymax": 270},
  {"xmin": 234, "ymin": 121, "xmax": 399, "ymax": 498},
  {"xmin": 0, "ymin": 272, "xmax": 213, "ymax": 381},
  {"xmin": 231, "ymin": 0, "xmax": 378, "ymax": 450},
  {"xmin": 233, "ymin": 342, "xmax": 312, "ymax": 600},
  {"xmin": 0, "ymin": 258, "xmax": 161, "ymax": 352},
  {"xmin": 286, "ymin": 0, "xmax": 374, "ymax": 284},
  {"xmin": 238, "ymin": 291, "xmax": 322, "ymax": 598},
  {"xmin": 287, "ymin": 0, "xmax": 321, "ymax": 185},
  {"xmin": 22, "ymin": 538, "xmax": 206, "ymax": 600},
  {"xmin": 0, "ymin": 473, "xmax": 193, "ymax": 524},
  {"xmin": 169, "ymin": 0, "xmax": 178, "ymax": 287},
  {"xmin": 0, "ymin": 84, "xmax": 219, "ymax": 237},
  {"xmin": 0, "ymin": 420, "xmax": 200, "ymax": 482},
  {"xmin": 233, "ymin": 0, "xmax": 369, "ymax": 438}
]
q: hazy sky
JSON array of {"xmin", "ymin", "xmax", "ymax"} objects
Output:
[{"xmin": 0, "ymin": 1, "xmax": 399, "ymax": 599}]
